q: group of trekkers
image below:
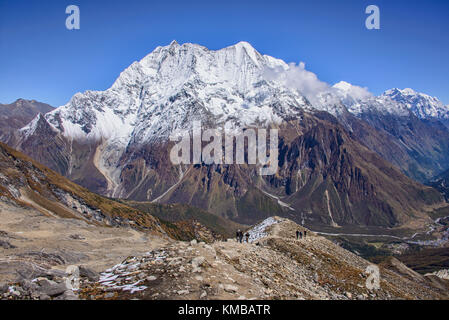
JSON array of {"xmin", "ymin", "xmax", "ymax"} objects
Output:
[
  {"xmin": 236, "ymin": 228, "xmax": 307, "ymax": 243},
  {"xmin": 236, "ymin": 230, "xmax": 250, "ymax": 243},
  {"xmin": 295, "ymin": 229, "xmax": 307, "ymax": 240}
]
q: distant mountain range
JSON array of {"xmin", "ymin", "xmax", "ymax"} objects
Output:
[{"xmin": 2, "ymin": 41, "xmax": 449, "ymax": 234}]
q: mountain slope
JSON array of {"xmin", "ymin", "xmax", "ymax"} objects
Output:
[
  {"xmin": 331, "ymin": 83, "xmax": 449, "ymax": 181},
  {"xmin": 429, "ymin": 168, "xmax": 449, "ymax": 201},
  {"xmin": 271, "ymin": 114, "xmax": 444, "ymax": 231},
  {"xmin": 346, "ymin": 110, "xmax": 449, "ymax": 182},
  {"xmin": 0, "ymin": 142, "xmax": 163, "ymax": 232}
]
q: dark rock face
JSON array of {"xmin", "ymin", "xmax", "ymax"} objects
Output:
[
  {"xmin": 346, "ymin": 111, "xmax": 449, "ymax": 182},
  {"xmin": 5, "ymin": 110, "xmax": 445, "ymax": 232},
  {"xmin": 261, "ymin": 116, "xmax": 443, "ymax": 230},
  {"xmin": 429, "ymin": 168, "xmax": 449, "ymax": 201},
  {"xmin": 0, "ymin": 240, "xmax": 16, "ymax": 249}
]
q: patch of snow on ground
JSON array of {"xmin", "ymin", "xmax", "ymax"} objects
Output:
[
  {"xmin": 248, "ymin": 217, "xmax": 282, "ymax": 243},
  {"xmin": 97, "ymin": 250, "xmax": 168, "ymax": 294}
]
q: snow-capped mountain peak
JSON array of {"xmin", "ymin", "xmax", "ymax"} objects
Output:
[
  {"xmin": 382, "ymin": 88, "xmax": 449, "ymax": 120},
  {"xmin": 328, "ymin": 81, "xmax": 409, "ymax": 117},
  {"xmin": 32, "ymin": 41, "xmax": 308, "ymax": 146},
  {"xmin": 19, "ymin": 41, "xmax": 449, "ymax": 148},
  {"xmin": 332, "ymin": 81, "xmax": 353, "ymax": 92}
]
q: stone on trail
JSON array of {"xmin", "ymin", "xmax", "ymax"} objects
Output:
[
  {"xmin": 192, "ymin": 256, "xmax": 206, "ymax": 268},
  {"xmin": 224, "ymin": 284, "xmax": 238, "ymax": 293},
  {"xmin": 177, "ymin": 289, "xmax": 189, "ymax": 295}
]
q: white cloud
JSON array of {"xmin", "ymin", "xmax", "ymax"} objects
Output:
[
  {"xmin": 332, "ymin": 81, "xmax": 372, "ymax": 100},
  {"xmin": 264, "ymin": 62, "xmax": 330, "ymax": 103},
  {"xmin": 263, "ymin": 63, "xmax": 373, "ymax": 106}
]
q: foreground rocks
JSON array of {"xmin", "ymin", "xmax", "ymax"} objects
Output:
[
  {"xmin": 2, "ymin": 216, "xmax": 449, "ymax": 300},
  {"xmin": 0, "ymin": 265, "xmax": 101, "ymax": 300},
  {"xmin": 2, "ymin": 278, "xmax": 73, "ymax": 300},
  {"xmin": 76, "ymin": 218, "xmax": 449, "ymax": 300}
]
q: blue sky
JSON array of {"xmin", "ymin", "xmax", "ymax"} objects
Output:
[{"xmin": 0, "ymin": 0, "xmax": 448, "ymax": 106}]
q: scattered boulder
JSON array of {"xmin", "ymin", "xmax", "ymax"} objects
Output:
[
  {"xmin": 192, "ymin": 256, "xmax": 206, "ymax": 268},
  {"xmin": 177, "ymin": 289, "xmax": 189, "ymax": 295},
  {"xmin": 19, "ymin": 279, "xmax": 38, "ymax": 292},
  {"xmin": 224, "ymin": 284, "xmax": 238, "ymax": 293},
  {"xmin": 0, "ymin": 283, "xmax": 9, "ymax": 294},
  {"xmin": 69, "ymin": 234, "xmax": 85, "ymax": 240},
  {"xmin": 0, "ymin": 239, "xmax": 16, "ymax": 249},
  {"xmin": 46, "ymin": 269, "xmax": 68, "ymax": 279},
  {"xmin": 79, "ymin": 266, "xmax": 99, "ymax": 281},
  {"xmin": 37, "ymin": 279, "xmax": 68, "ymax": 297}
]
